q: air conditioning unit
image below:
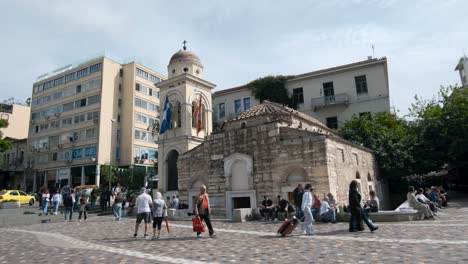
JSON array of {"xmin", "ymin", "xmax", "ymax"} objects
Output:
[
  {"xmin": 66, "ymin": 159, "xmax": 72, "ymax": 163},
  {"xmin": 55, "ymin": 112, "xmax": 61, "ymax": 117},
  {"xmin": 57, "ymin": 144, "xmax": 63, "ymax": 149}
]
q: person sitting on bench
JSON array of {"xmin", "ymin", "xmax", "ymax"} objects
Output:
[
  {"xmin": 272, "ymin": 195, "xmax": 293, "ymax": 221},
  {"xmin": 320, "ymin": 197, "xmax": 337, "ymax": 223},
  {"xmin": 260, "ymin": 196, "xmax": 274, "ymax": 220}
]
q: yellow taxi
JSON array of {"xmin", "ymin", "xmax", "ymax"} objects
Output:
[{"xmin": 0, "ymin": 190, "xmax": 36, "ymax": 205}]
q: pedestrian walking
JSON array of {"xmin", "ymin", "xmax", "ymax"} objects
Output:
[
  {"xmin": 78, "ymin": 194, "xmax": 88, "ymax": 222},
  {"xmin": 64, "ymin": 190, "xmax": 75, "ymax": 222},
  {"xmin": 113, "ymin": 192, "xmax": 123, "ymax": 221},
  {"xmin": 194, "ymin": 184, "xmax": 216, "ymax": 238},
  {"xmin": 301, "ymin": 184, "xmax": 314, "ymax": 235},
  {"xmin": 133, "ymin": 188, "xmax": 153, "ymax": 239},
  {"xmin": 41, "ymin": 189, "xmax": 50, "ymax": 215},
  {"xmin": 293, "ymin": 184, "xmax": 304, "ymax": 220},
  {"xmin": 349, "ymin": 180, "xmax": 378, "ymax": 232},
  {"xmin": 152, "ymin": 192, "xmax": 168, "ymax": 240},
  {"xmin": 51, "ymin": 190, "xmax": 61, "ymax": 215}
]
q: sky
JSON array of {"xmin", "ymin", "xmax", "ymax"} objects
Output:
[{"xmin": 1, "ymin": 0, "xmax": 467, "ymax": 116}]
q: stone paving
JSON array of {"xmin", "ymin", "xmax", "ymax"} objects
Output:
[{"xmin": 1, "ymin": 197, "xmax": 468, "ymax": 263}]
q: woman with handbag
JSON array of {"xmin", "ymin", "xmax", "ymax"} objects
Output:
[{"xmin": 194, "ymin": 184, "xmax": 216, "ymax": 238}]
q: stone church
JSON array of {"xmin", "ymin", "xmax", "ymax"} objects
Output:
[{"xmin": 157, "ymin": 46, "xmax": 388, "ymax": 219}]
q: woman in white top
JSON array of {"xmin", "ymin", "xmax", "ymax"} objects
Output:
[
  {"xmin": 41, "ymin": 190, "xmax": 50, "ymax": 215},
  {"xmin": 301, "ymin": 184, "xmax": 314, "ymax": 235}
]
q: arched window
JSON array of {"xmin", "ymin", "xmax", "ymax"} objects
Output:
[
  {"xmin": 356, "ymin": 171, "xmax": 361, "ymax": 179},
  {"xmin": 367, "ymin": 173, "xmax": 372, "ymax": 182},
  {"xmin": 171, "ymin": 102, "xmax": 181, "ymax": 128}
]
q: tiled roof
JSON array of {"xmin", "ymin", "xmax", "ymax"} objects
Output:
[{"xmin": 227, "ymin": 100, "xmax": 332, "ymax": 132}]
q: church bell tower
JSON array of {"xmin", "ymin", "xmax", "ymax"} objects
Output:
[{"xmin": 157, "ymin": 42, "xmax": 216, "ymax": 192}]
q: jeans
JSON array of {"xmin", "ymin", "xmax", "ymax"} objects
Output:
[
  {"xmin": 260, "ymin": 208, "xmax": 273, "ymax": 219},
  {"xmin": 302, "ymin": 207, "xmax": 314, "ymax": 235},
  {"xmin": 53, "ymin": 201, "xmax": 60, "ymax": 214},
  {"xmin": 320, "ymin": 210, "xmax": 336, "ymax": 223},
  {"xmin": 311, "ymin": 208, "xmax": 321, "ymax": 221},
  {"xmin": 295, "ymin": 205, "xmax": 304, "ymax": 220},
  {"xmin": 64, "ymin": 207, "xmax": 73, "ymax": 220},
  {"xmin": 78, "ymin": 210, "xmax": 87, "ymax": 220},
  {"xmin": 114, "ymin": 204, "xmax": 122, "ymax": 219},
  {"xmin": 197, "ymin": 214, "xmax": 214, "ymax": 236},
  {"xmin": 42, "ymin": 201, "xmax": 49, "ymax": 214},
  {"xmin": 359, "ymin": 207, "xmax": 375, "ymax": 230}
]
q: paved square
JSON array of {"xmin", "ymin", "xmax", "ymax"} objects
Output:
[{"xmin": 1, "ymin": 198, "xmax": 467, "ymax": 264}]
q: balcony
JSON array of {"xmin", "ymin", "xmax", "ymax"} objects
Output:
[{"xmin": 311, "ymin": 93, "xmax": 349, "ymax": 111}]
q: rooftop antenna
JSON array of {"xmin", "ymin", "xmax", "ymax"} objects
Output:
[
  {"xmin": 183, "ymin": 40, "xmax": 187, "ymax": 50},
  {"xmin": 372, "ymin": 44, "xmax": 375, "ymax": 58}
]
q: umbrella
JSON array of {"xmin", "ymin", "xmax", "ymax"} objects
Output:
[{"xmin": 165, "ymin": 216, "xmax": 170, "ymax": 233}]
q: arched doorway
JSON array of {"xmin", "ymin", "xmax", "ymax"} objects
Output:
[{"xmin": 167, "ymin": 150, "xmax": 179, "ymax": 191}]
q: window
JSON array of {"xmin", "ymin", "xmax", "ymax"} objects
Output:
[
  {"xmin": 243, "ymin": 97, "xmax": 251, "ymax": 111},
  {"xmin": 136, "ymin": 114, "xmax": 147, "ymax": 124},
  {"xmin": 62, "ymin": 118, "xmax": 72, "ymax": 126},
  {"xmin": 149, "ymin": 74, "xmax": 160, "ymax": 83},
  {"xmin": 326, "ymin": 116, "xmax": 338, "ymax": 129},
  {"xmin": 54, "ymin": 77, "xmax": 64, "ymax": 86},
  {"xmin": 353, "ymin": 153, "xmax": 359, "ymax": 165},
  {"xmin": 219, "ymin": 103, "xmax": 225, "ymax": 119},
  {"xmin": 49, "ymin": 135, "xmax": 59, "ymax": 146},
  {"xmin": 50, "ymin": 121, "xmax": 60, "ymax": 128},
  {"xmin": 76, "ymin": 85, "xmax": 82, "ymax": 93},
  {"xmin": 52, "ymin": 152, "xmax": 58, "ymax": 161},
  {"xmin": 44, "ymin": 81, "xmax": 54, "ymax": 90},
  {"xmin": 74, "ymin": 114, "xmax": 85, "ymax": 124},
  {"xmin": 323, "ymin": 82, "xmax": 335, "ymax": 103},
  {"xmin": 367, "ymin": 173, "xmax": 373, "ymax": 182},
  {"xmin": 135, "ymin": 83, "xmax": 140, "ymax": 91},
  {"xmin": 76, "ymin": 68, "xmax": 89, "ymax": 78},
  {"xmin": 65, "ymin": 72, "xmax": 76, "ymax": 82},
  {"xmin": 89, "ymin": 63, "xmax": 102, "ymax": 74},
  {"xmin": 234, "ymin": 99, "xmax": 242, "ymax": 114},
  {"xmin": 355, "ymin": 75, "xmax": 368, "ymax": 94},
  {"xmin": 119, "ymin": 69, "xmax": 123, "ymax": 77},
  {"xmin": 75, "ymin": 98, "xmax": 87, "ymax": 108},
  {"xmin": 292, "ymin": 88, "xmax": 304, "ymax": 104},
  {"xmin": 136, "ymin": 68, "xmax": 149, "ymax": 79},
  {"xmin": 135, "ymin": 129, "xmax": 148, "ymax": 141},
  {"xmin": 63, "ymin": 102, "xmax": 74, "ymax": 112},
  {"xmin": 88, "ymin": 95, "xmax": 100, "ymax": 105},
  {"xmin": 337, "ymin": 148, "xmax": 345, "ymax": 162},
  {"xmin": 356, "ymin": 171, "xmax": 361, "ymax": 179}
]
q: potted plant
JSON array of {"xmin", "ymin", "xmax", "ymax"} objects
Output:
[{"xmin": 0, "ymin": 199, "xmax": 21, "ymax": 209}]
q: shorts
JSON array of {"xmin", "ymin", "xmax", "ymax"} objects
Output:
[
  {"xmin": 153, "ymin": 217, "xmax": 164, "ymax": 230},
  {"xmin": 136, "ymin": 212, "xmax": 151, "ymax": 224}
]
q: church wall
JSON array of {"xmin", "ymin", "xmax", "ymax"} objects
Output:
[{"xmin": 325, "ymin": 138, "xmax": 389, "ymax": 210}]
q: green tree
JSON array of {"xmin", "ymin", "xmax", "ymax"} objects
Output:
[
  {"xmin": 0, "ymin": 120, "xmax": 12, "ymax": 153},
  {"xmin": 100, "ymin": 164, "xmax": 116, "ymax": 189},
  {"xmin": 338, "ymin": 112, "xmax": 414, "ymax": 178},
  {"xmin": 246, "ymin": 75, "xmax": 296, "ymax": 108}
]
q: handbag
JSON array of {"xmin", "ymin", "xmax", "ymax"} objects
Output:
[{"xmin": 192, "ymin": 217, "xmax": 206, "ymax": 233}]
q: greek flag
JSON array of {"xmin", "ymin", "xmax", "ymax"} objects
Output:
[{"xmin": 159, "ymin": 96, "xmax": 172, "ymax": 134}]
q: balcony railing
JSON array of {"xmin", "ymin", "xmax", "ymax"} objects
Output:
[{"xmin": 311, "ymin": 93, "xmax": 349, "ymax": 110}]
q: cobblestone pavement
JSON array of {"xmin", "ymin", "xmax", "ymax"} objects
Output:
[{"xmin": 1, "ymin": 198, "xmax": 468, "ymax": 264}]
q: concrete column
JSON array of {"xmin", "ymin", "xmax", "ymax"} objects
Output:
[
  {"xmin": 81, "ymin": 166, "xmax": 85, "ymax": 185},
  {"xmin": 95, "ymin": 164, "xmax": 100, "ymax": 187}
]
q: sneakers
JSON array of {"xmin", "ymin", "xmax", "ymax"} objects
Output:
[
  {"xmin": 151, "ymin": 235, "xmax": 157, "ymax": 240},
  {"xmin": 79, "ymin": 220, "xmax": 82, "ymax": 222},
  {"xmin": 144, "ymin": 234, "xmax": 149, "ymax": 239},
  {"xmin": 85, "ymin": 219, "xmax": 88, "ymax": 222},
  {"xmin": 197, "ymin": 234, "xmax": 202, "ymax": 238},
  {"xmin": 370, "ymin": 226, "xmax": 379, "ymax": 232},
  {"xmin": 209, "ymin": 233, "xmax": 217, "ymax": 238},
  {"xmin": 133, "ymin": 233, "xmax": 137, "ymax": 238}
]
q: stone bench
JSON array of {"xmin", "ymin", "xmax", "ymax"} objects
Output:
[
  {"xmin": 232, "ymin": 208, "xmax": 253, "ymax": 222},
  {"xmin": 336, "ymin": 210, "xmax": 424, "ymax": 222}
]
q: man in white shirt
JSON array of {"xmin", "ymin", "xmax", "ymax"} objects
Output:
[
  {"xmin": 320, "ymin": 197, "xmax": 337, "ymax": 223},
  {"xmin": 133, "ymin": 187, "xmax": 153, "ymax": 239},
  {"xmin": 301, "ymin": 184, "xmax": 314, "ymax": 235}
]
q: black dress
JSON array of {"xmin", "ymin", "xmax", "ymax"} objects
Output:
[{"xmin": 348, "ymin": 189, "xmax": 364, "ymax": 231}]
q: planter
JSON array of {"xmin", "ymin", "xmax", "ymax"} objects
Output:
[{"xmin": 0, "ymin": 201, "xmax": 21, "ymax": 209}]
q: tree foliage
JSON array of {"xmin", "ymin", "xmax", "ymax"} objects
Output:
[
  {"xmin": 246, "ymin": 75, "xmax": 296, "ymax": 109},
  {"xmin": 100, "ymin": 164, "xmax": 116, "ymax": 189},
  {"xmin": 0, "ymin": 120, "xmax": 12, "ymax": 153},
  {"xmin": 338, "ymin": 112, "xmax": 414, "ymax": 178},
  {"xmin": 339, "ymin": 85, "xmax": 468, "ymax": 182}
]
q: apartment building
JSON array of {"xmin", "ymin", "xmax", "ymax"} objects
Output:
[
  {"xmin": 455, "ymin": 56, "xmax": 468, "ymax": 88},
  {"xmin": 27, "ymin": 56, "xmax": 165, "ymax": 191},
  {"xmin": 0, "ymin": 103, "xmax": 30, "ymax": 139},
  {"xmin": 213, "ymin": 57, "xmax": 390, "ymax": 129}
]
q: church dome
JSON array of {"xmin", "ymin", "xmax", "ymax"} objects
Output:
[{"xmin": 169, "ymin": 49, "xmax": 202, "ymax": 67}]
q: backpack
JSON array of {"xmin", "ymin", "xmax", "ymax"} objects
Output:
[{"xmin": 80, "ymin": 197, "xmax": 86, "ymax": 205}]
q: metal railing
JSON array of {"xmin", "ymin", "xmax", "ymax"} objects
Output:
[{"xmin": 311, "ymin": 93, "xmax": 349, "ymax": 110}]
